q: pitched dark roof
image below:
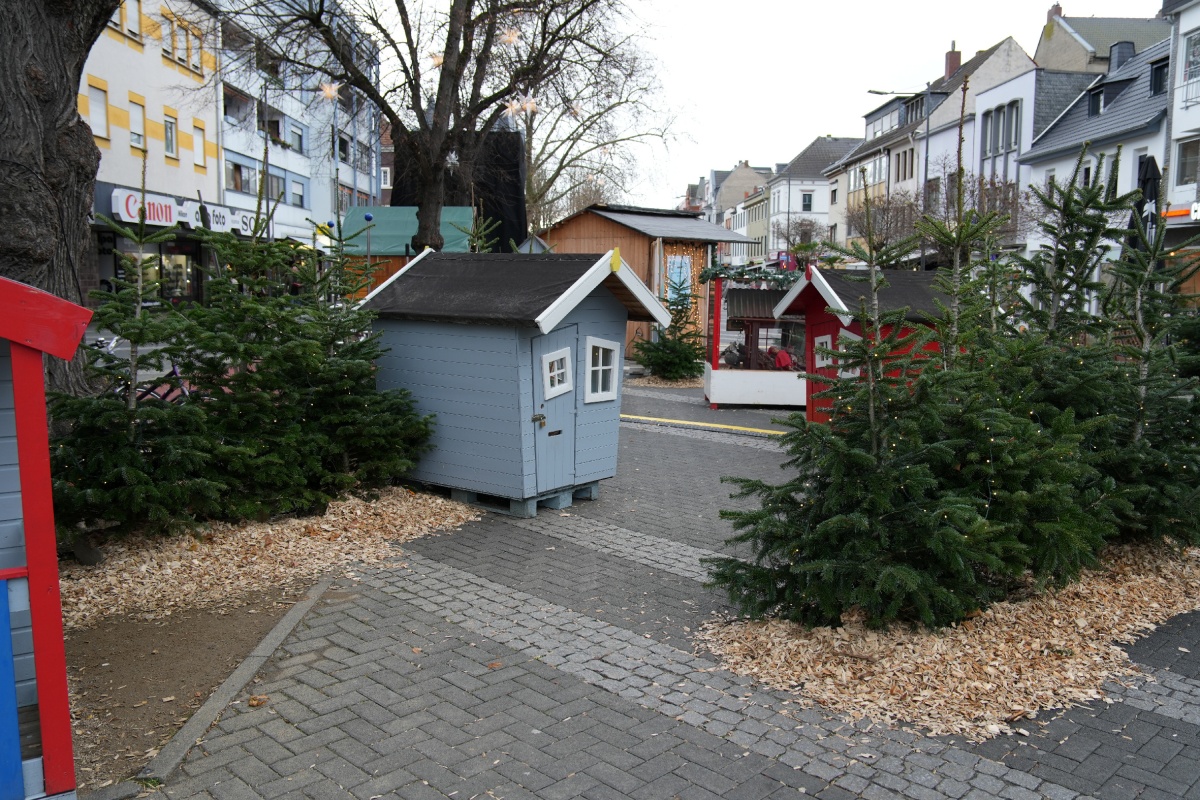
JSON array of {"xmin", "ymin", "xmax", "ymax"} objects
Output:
[
  {"xmin": 361, "ymin": 252, "xmax": 671, "ymax": 329},
  {"xmin": 362, "ymin": 253, "xmax": 600, "ymax": 325},
  {"xmin": 1058, "ymin": 16, "xmax": 1170, "ymax": 57},
  {"xmin": 774, "ymin": 137, "xmax": 864, "ymax": 182},
  {"xmin": 1033, "ymin": 70, "xmax": 1099, "ymax": 137},
  {"xmin": 822, "ymin": 270, "xmax": 946, "ymax": 320},
  {"xmin": 1021, "ymin": 37, "xmax": 1169, "ymax": 164},
  {"xmin": 837, "ymin": 41, "xmax": 1007, "ymax": 167}
]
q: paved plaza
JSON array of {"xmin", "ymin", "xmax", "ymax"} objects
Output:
[{"xmin": 111, "ymin": 385, "xmax": 1200, "ymax": 799}]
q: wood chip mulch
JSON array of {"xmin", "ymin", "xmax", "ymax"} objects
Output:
[
  {"xmin": 60, "ymin": 487, "xmax": 481, "ymax": 631},
  {"xmin": 697, "ymin": 542, "xmax": 1200, "ymax": 740},
  {"xmin": 625, "ymin": 375, "xmax": 704, "ymax": 389}
]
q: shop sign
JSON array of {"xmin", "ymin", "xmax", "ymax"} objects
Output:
[{"xmin": 111, "ymin": 189, "xmax": 179, "ymax": 225}]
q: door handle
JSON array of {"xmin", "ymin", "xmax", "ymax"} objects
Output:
[{"xmin": 531, "ymin": 413, "xmax": 546, "ymax": 428}]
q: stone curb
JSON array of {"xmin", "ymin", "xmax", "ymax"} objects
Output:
[{"xmin": 84, "ymin": 574, "xmax": 335, "ymax": 800}]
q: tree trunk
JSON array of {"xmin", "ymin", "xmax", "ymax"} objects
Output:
[
  {"xmin": 414, "ymin": 168, "xmax": 446, "ymax": 252},
  {"xmin": 0, "ymin": 0, "xmax": 118, "ymax": 395}
]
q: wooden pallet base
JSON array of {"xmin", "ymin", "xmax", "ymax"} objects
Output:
[{"xmin": 450, "ymin": 481, "xmax": 601, "ymax": 518}]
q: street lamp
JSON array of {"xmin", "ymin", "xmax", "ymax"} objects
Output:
[{"xmin": 868, "ymin": 83, "xmax": 933, "ymax": 268}]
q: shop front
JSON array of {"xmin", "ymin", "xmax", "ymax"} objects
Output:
[{"xmin": 91, "ymin": 183, "xmax": 282, "ymax": 307}]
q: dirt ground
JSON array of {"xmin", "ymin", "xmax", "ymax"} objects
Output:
[{"xmin": 66, "ymin": 585, "xmax": 309, "ymax": 794}]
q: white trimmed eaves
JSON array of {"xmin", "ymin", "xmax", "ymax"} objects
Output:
[
  {"xmin": 771, "ymin": 267, "xmax": 853, "ymax": 325},
  {"xmin": 533, "ymin": 250, "xmax": 670, "ymax": 334},
  {"xmin": 357, "ymin": 247, "xmax": 435, "ymax": 308}
]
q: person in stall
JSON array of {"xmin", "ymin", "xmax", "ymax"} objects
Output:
[{"xmin": 767, "ymin": 345, "xmax": 793, "ymax": 370}]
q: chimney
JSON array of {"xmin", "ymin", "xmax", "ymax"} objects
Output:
[
  {"xmin": 1109, "ymin": 40, "xmax": 1135, "ymax": 70},
  {"xmin": 1048, "ymin": 3, "xmax": 1062, "ymax": 23},
  {"xmin": 945, "ymin": 41, "xmax": 961, "ymax": 79}
]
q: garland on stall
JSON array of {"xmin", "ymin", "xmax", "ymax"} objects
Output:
[{"xmin": 697, "ymin": 264, "xmax": 804, "ymax": 289}]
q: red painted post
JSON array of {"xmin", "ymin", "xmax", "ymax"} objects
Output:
[
  {"xmin": 10, "ymin": 344, "xmax": 75, "ymax": 794},
  {"xmin": 711, "ymin": 278, "xmax": 723, "ymax": 370}
]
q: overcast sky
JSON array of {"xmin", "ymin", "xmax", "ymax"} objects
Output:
[{"xmin": 621, "ymin": 0, "xmax": 1165, "ymax": 208}]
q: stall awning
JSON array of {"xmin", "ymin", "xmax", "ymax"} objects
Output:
[{"xmin": 726, "ymin": 288, "xmax": 791, "ymax": 322}]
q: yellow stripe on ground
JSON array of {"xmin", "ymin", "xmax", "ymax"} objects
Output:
[{"xmin": 619, "ymin": 414, "xmax": 784, "ymax": 436}]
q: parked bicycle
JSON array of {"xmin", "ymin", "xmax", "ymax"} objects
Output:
[{"xmin": 88, "ymin": 336, "xmax": 193, "ymax": 404}]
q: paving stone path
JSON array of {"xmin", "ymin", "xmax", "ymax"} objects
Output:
[{"xmin": 154, "ymin": 388, "xmax": 1200, "ymax": 800}]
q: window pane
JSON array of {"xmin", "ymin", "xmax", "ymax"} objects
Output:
[
  {"xmin": 89, "ymin": 86, "xmax": 108, "ymax": 138},
  {"xmin": 1179, "ymin": 140, "xmax": 1200, "ymax": 186},
  {"xmin": 164, "ymin": 115, "xmax": 177, "ymax": 156},
  {"xmin": 1187, "ymin": 33, "xmax": 1200, "ymax": 84},
  {"xmin": 129, "ymin": 102, "xmax": 145, "ymax": 147},
  {"xmin": 193, "ymin": 125, "xmax": 205, "ymax": 166},
  {"xmin": 127, "ymin": 0, "xmax": 140, "ymax": 35}
]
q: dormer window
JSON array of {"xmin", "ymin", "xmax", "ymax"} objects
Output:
[
  {"xmin": 1151, "ymin": 61, "xmax": 1168, "ymax": 96},
  {"xmin": 1087, "ymin": 89, "xmax": 1104, "ymax": 116}
]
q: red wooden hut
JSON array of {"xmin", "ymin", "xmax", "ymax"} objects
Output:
[
  {"xmin": 0, "ymin": 277, "xmax": 91, "ymax": 798},
  {"xmin": 772, "ymin": 266, "xmax": 942, "ymax": 422}
]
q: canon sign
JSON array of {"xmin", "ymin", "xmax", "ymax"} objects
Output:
[
  {"xmin": 111, "ymin": 189, "xmax": 248, "ymax": 234},
  {"xmin": 112, "ymin": 189, "xmax": 178, "ymax": 225}
]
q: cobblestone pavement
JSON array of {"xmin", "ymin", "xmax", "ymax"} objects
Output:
[{"xmin": 156, "ymin": 387, "xmax": 1200, "ymax": 799}]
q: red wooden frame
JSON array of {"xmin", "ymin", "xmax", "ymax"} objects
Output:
[{"xmin": 1, "ymin": 276, "xmax": 91, "ymax": 795}]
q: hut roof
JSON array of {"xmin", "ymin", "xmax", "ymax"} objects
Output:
[
  {"xmin": 773, "ymin": 267, "xmax": 946, "ymax": 324},
  {"xmin": 360, "ymin": 251, "xmax": 670, "ymax": 332}
]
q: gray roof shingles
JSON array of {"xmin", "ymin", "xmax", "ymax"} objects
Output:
[
  {"xmin": 362, "ymin": 253, "xmax": 602, "ymax": 325},
  {"xmin": 589, "ymin": 208, "xmax": 752, "ymax": 243},
  {"xmin": 775, "ymin": 137, "xmax": 863, "ymax": 181},
  {"xmin": 1059, "ymin": 16, "xmax": 1170, "ymax": 57},
  {"xmin": 1021, "ymin": 37, "xmax": 1169, "ymax": 164},
  {"xmin": 1033, "ymin": 70, "xmax": 1101, "ymax": 137}
]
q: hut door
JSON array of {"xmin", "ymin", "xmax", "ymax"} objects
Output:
[{"xmin": 531, "ymin": 326, "xmax": 577, "ymax": 494}]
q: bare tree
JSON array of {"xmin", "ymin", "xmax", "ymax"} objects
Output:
[
  {"xmin": 771, "ymin": 217, "xmax": 829, "ymax": 251},
  {"xmin": 510, "ymin": 43, "xmax": 671, "ymax": 232},
  {"xmin": 0, "ymin": 0, "xmax": 121, "ymax": 394},
  {"xmin": 844, "ymin": 189, "xmax": 921, "ymax": 252},
  {"xmin": 225, "ymin": 0, "xmax": 645, "ymax": 250}
]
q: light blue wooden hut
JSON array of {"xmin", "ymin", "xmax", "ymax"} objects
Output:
[{"xmin": 361, "ymin": 250, "xmax": 669, "ymax": 516}]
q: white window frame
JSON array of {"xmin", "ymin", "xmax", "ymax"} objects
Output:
[
  {"xmin": 380, "ymin": 166, "xmax": 392, "ymax": 189},
  {"xmin": 541, "ymin": 346, "xmax": 573, "ymax": 400},
  {"xmin": 164, "ymin": 114, "xmax": 177, "ymax": 157},
  {"xmin": 192, "ymin": 124, "xmax": 205, "ymax": 167},
  {"xmin": 88, "ymin": 86, "xmax": 108, "ymax": 138},
  {"xmin": 837, "ymin": 329, "xmax": 863, "ymax": 379},
  {"xmin": 129, "ymin": 101, "xmax": 145, "ymax": 148},
  {"xmin": 584, "ymin": 337, "xmax": 619, "ymax": 403},
  {"xmin": 814, "ymin": 334, "xmax": 834, "ymax": 368}
]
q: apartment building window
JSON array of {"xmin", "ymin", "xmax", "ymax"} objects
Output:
[
  {"xmin": 88, "ymin": 86, "xmax": 108, "ymax": 138},
  {"xmin": 109, "ymin": 6, "xmax": 121, "ymax": 28},
  {"xmin": 802, "ymin": 193, "xmax": 813, "ymax": 212},
  {"xmin": 189, "ymin": 29, "xmax": 202, "ymax": 71},
  {"xmin": 338, "ymin": 136, "xmax": 350, "ymax": 163},
  {"xmin": 129, "ymin": 101, "xmax": 145, "ymax": 148},
  {"xmin": 381, "ymin": 166, "xmax": 392, "ymax": 189},
  {"xmin": 226, "ymin": 161, "xmax": 257, "ymax": 194},
  {"xmin": 830, "ymin": 186, "xmax": 837, "ymax": 205},
  {"xmin": 164, "ymin": 115, "xmax": 177, "ymax": 157},
  {"xmin": 1185, "ymin": 30, "xmax": 1200, "ymax": 84},
  {"xmin": 292, "ymin": 180, "xmax": 305, "ymax": 208},
  {"xmin": 289, "ymin": 125, "xmax": 304, "ymax": 153},
  {"xmin": 193, "ymin": 125, "xmax": 205, "ymax": 167},
  {"xmin": 267, "ymin": 173, "xmax": 285, "ymax": 202},
  {"xmin": 828, "ymin": 223, "xmax": 837, "ymax": 243},
  {"xmin": 162, "ymin": 17, "xmax": 176, "ymax": 59},
  {"xmin": 126, "ymin": 0, "xmax": 141, "ymax": 36},
  {"xmin": 1087, "ymin": 89, "xmax": 1104, "ymax": 117},
  {"xmin": 1007, "ymin": 101, "xmax": 1020, "ymax": 149},
  {"xmin": 1178, "ymin": 139, "xmax": 1200, "ymax": 186}
]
